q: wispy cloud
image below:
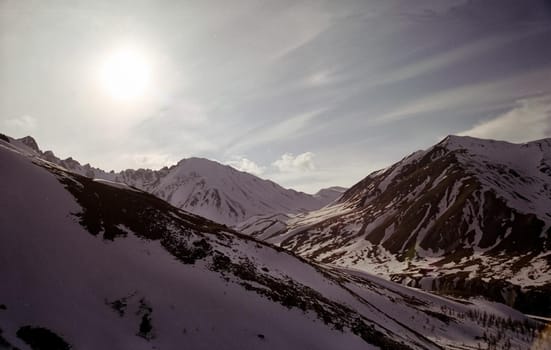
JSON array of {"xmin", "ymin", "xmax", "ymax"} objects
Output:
[
  {"xmin": 458, "ymin": 95, "xmax": 551, "ymax": 142},
  {"xmin": 370, "ymin": 68, "xmax": 551, "ymax": 125},
  {"xmin": 371, "ymin": 33, "xmax": 531, "ymax": 87},
  {"xmin": 2, "ymin": 115, "xmax": 37, "ymax": 136},
  {"xmin": 302, "ymin": 68, "xmax": 337, "ymax": 88},
  {"xmin": 225, "ymin": 109, "xmax": 326, "ymax": 154},
  {"xmin": 158, "ymin": 99, "xmax": 208, "ymax": 127}
]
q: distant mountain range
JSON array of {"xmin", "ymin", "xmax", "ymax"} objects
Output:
[
  {"xmin": 7, "ymin": 134, "xmax": 338, "ymax": 226},
  {"xmin": 239, "ymin": 135, "xmax": 551, "ymax": 317},
  {"xmin": 3, "ymin": 133, "xmax": 545, "ymax": 349}
]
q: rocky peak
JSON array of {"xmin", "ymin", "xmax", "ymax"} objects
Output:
[
  {"xmin": 314, "ymin": 186, "xmax": 347, "ymax": 203},
  {"xmin": 17, "ymin": 136, "xmax": 41, "ymax": 152}
]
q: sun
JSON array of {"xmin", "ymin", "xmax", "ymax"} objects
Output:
[{"xmin": 99, "ymin": 48, "xmax": 151, "ymax": 100}]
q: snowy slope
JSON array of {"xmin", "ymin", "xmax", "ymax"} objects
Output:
[
  {"xmin": 141, "ymin": 157, "xmax": 329, "ymax": 226},
  {"xmin": 3, "ymin": 134, "xmax": 330, "ymax": 226},
  {"xmin": 239, "ymin": 135, "xmax": 551, "ymax": 317},
  {"xmin": 1, "ymin": 137, "xmax": 548, "ymax": 350}
]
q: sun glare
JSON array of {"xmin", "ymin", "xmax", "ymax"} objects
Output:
[{"xmin": 99, "ymin": 48, "xmax": 151, "ymax": 100}]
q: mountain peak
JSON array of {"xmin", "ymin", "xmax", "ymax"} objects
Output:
[
  {"xmin": 314, "ymin": 186, "xmax": 347, "ymax": 203},
  {"xmin": 173, "ymin": 157, "xmax": 239, "ymax": 178},
  {"xmin": 177, "ymin": 156, "xmax": 225, "ymax": 168},
  {"xmin": 439, "ymin": 134, "xmax": 505, "ymax": 149},
  {"xmin": 247, "ymin": 134, "xmax": 551, "ymax": 317},
  {"xmin": 439, "ymin": 134, "xmax": 551, "ymax": 151},
  {"xmin": 16, "ymin": 136, "xmax": 41, "ymax": 152},
  {"xmin": 1, "ymin": 133, "xmax": 333, "ymax": 226}
]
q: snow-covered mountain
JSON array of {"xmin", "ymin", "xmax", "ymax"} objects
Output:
[
  {"xmin": 3, "ymin": 135, "xmax": 548, "ymax": 349},
  {"xmin": 239, "ymin": 135, "xmax": 551, "ymax": 317},
  {"xmin": 4, "ymin": 134, "xmax": 331, "ymax": 226}
]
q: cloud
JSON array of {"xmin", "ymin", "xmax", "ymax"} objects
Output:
[
  {"xmin": 226, "ymin": 108, "xmax": 326, "ymax": 153},
  {"xmin": 370, "ymin": 32, "xmax": 530, "ymax": 87},
  {"xmin": 227, "ymin": 157, "xmax": 265, "ymax": 175},
  {"xmin": 134, "ymin": 98, "xmax": 218, "ymax": 156},
  {"xmin": 157, "ymin": 98, "xmax": 208, "ymax": 126},
  {"xmin": 458, "ymin": 95, "xmax": 551, "ymax": 142},
  {"xmin": 370, "ymin": 68, "xmax": 551, "ymax": 125},
  {"xmin": 304, "ymin": 70, "xmax": 334, "ymax": 87},
  {"xmin": 2, "ymin": 115, "xmax": 37, "ymax": 135},
  {"xmin": 272, "ymin": 152, "xmax": 315, "ymax": 172}
]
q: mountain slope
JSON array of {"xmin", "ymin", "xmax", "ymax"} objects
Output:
[
  {"xmin": 5, "ymin": 134, "xmax": 330, "ymax": 226},
  {"xmin": 314, "ymin": 186, "xmax": 347, "ymax": 203},
  {"xmin": 240, "ymin": 135, "xmax": 551, "ymax": 316},
  {"xmin": 1, "ymin": 137, "xmax": 547, "ymax": 349}
]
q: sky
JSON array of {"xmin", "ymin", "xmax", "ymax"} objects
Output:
[{"xmin": 1, "ymin": 0, "xmax": 551, "ymax": 193}]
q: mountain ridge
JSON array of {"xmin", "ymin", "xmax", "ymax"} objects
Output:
[
  {"xmin": 2, "ymin": 133, "xmax": 335, "ymax": 226},
  {"xmin": 239, "ymin": 135, "xmax": 551, "ymax": 316}
]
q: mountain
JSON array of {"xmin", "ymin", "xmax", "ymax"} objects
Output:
[
  {"xmin": 2, "ymin": 135, "xmax": 547, "ymax": 349},
  {"xmin": 314, "ymin": 186, "xmax": 347, "ymax": 203},
  {"xmin": 240, "ymin": 135, "xmax": 551, "ymax": 317},
  {"xmin": 4, "ymin": 134, "xmax": 331, "ymax": 226},
  {"xmin": 234, "ymin": 186, "xmax": 347, "ymax": 241}
]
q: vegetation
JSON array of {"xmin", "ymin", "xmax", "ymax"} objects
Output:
[
  {"xmin": 16, "ymin": 326, "xmax": 71, "ymax": 350},
  {"xmin": 210, "ymin": 253, "xmax": 413, "ymax": 350}
]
